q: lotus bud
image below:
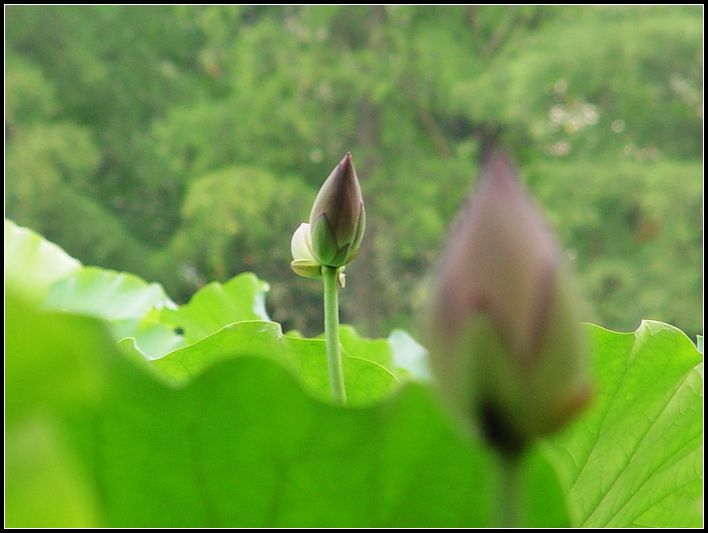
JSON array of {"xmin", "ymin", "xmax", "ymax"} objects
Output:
[
  {"xmin": 308, "ymin": 152, "xmax": 366, "ymax": 268},
  {"xmin": 428, "ymin": 148, "xmax": 591, "ymax": 455}
]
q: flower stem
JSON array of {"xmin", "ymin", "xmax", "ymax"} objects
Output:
[
  {"xmin": 322, "ymin": 265, "xmax": 346, "ymax": 404},
  {"xmin": 497, "ymin": 452, "xmax": 522, "ymax": 527}
]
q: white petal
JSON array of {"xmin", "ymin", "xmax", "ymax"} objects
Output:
[{"xmin": 291, "ymin": 223, "xmax": 316, "ymax": 261}]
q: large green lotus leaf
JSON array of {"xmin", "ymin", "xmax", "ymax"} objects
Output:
[
  {"xmin": 4, "ymin": 219, "xmax": 80, "ymax": 304},
  {"xmin": 6, "ymin": 292, "xmax": 109, "ymax": 421},
  {"xmin": 44, "ymin": 266, "xmax": 173, "ymax": 320},
  {"xmin": 543, "ymin": 321, "xmax": 703, "ymax": 527},
  {"xmin": 6, "ymin": 293, "xmax": 568, "ymax": 527},
  {"xmin": 145, "ymin": 321, "xmax": 398, "ymax": 405},
  {"xmin": 160, "ymin": 273, "xmax": 270, "ymax": 344},
  {"xmin": 6, "ymin": 417, "xmax": 102, "ymax": 528},
  {"xmin": 6, "ymin": 293, "xmax": 110, "ymax": 527}
]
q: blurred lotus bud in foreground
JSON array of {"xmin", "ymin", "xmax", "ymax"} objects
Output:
[
  {"xmin": 308, "ymin": 152, "xmax": 366, "ymax": 268},
  {"xmin": 428, "ymin": 147, "xmax": 591, "ymax": 455}
]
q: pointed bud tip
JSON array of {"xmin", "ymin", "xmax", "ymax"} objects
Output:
[
  {"xmin": 340, "ymin": 151, "xmax": 353, "ymax": 170},
  {"xmin": 481, "ymin": 147, "xmax": 519, "ymax": 186}
]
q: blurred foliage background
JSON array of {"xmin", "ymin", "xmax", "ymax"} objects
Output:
[{"xmin": 5, "ymin": 5, "xmax": 703, "ymax": 338}]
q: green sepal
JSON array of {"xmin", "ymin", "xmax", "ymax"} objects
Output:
[{"xmin": 290, "ymin": 259, "xmax": 322, "ymax": 279}]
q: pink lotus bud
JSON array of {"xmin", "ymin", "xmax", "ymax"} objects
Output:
[
  {"xmin": 308, "ymin": 152, "xmax": 366, "ymax": 268},
  {"xmin": 428, "ymin": 148, "xmax": 591, "ymax": 454}
]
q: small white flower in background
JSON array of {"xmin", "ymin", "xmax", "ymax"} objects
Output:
[{"xmin": 290, "ymin": 223, "xmax": 321, "ymax": 279}]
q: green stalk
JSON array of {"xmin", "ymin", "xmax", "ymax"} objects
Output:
[
  {"xmin": 322, "ymin": 265, "xmax": 346, "ymax": 404},
  {"xmin": 496, "ymin": 452, "xmax": 522, "ymax": 527}
]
